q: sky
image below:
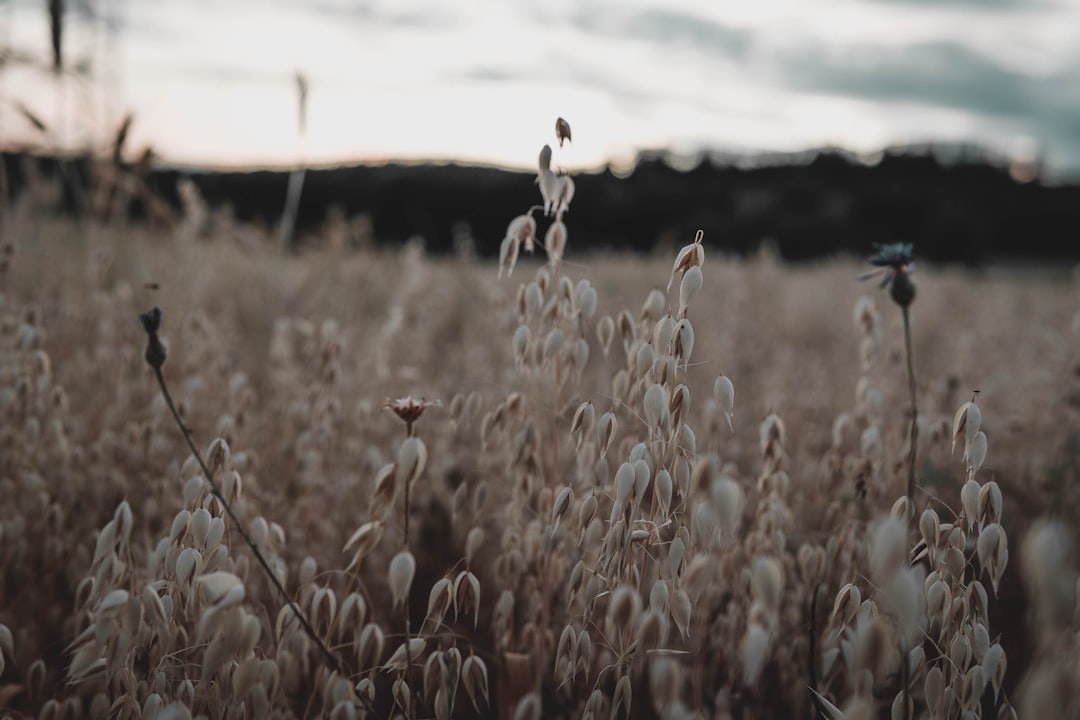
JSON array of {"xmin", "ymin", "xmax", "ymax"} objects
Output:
[{"xmin": 2, "ymin": 0, "xmax": 1078, "ymax": 179}]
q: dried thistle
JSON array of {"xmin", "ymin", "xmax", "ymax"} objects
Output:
[
  {"xmin": 383, "ymin": 396, "xmax": 441, "ymax": 436},
  {"xmin": 859, "ymin": 242, "xmax": 916, "ymax": 308},
  {"xmin": 140, "ymin": 307, "xmax": 166, "ymax": 369}
]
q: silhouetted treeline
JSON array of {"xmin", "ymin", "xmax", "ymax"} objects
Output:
[{"xmin": 3, "ymin": 147, "xmax": 1077, "ymax": 264}]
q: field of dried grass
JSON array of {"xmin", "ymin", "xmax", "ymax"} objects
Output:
[{"xmin": 1, "ymin": 174, "xmax": 1079, "ymax": 720}]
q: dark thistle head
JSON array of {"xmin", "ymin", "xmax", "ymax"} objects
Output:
[
  {"xmin": 860, "ymin": 243, "xmax": 916, "ymax": 308},
  {"xmin": 140, "ymin": 307, "xmax": 167, "ymax": 369},
  {"xmin": 140, "ymin": 307, "xmax": 162, "ymax": 335}
]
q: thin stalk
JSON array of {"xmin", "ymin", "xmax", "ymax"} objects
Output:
[
  {"xmin": 402, "ymin": 425, "xmax": 415, "ymax": 718},
  {"xmin": 902, "ymin": 306, "xmax": 918, "ymax": 533},
  {"xmin": 151, "ymin": 363, "xmax": 346, "ymax": 680},
  {"xmin": 901, "ymin": 305, "xmax": 917, "ymax": 720},
  {"xmin": 535, "ymin": 352, "xmax": 561, "ymax": 693},
  {"xmin": 808, "ymin": 584, "xmax": 821, "ymax": 720}
]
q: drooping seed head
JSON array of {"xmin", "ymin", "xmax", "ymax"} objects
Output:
[{"xmin": 389, "ymin": 550, "xmax": 416, "ymax": 611}]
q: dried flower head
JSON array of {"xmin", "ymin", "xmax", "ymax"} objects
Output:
[
  {"xmin": 382, "ymin": 396, "xmax": 441, "ymax": 434},
  {"xmin": 556, "ymin": 117, "xmax": 572, "ymax": 146},
  {"xmin": 859, "ymin": 243, "xmax": 916, "ymax": 307},
  {"xmin": 140, "ymin": 307, "xmax": 166, "ymax": 368}
]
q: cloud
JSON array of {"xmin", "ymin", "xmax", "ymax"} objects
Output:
[
  {"xmin": 783, "ymin": 42, "xmax": 1037, "ymax": 116},
  {"xmin": 779, "ymin": 40, "xmax": 1080, "ymax": 175},
  {"xmin": 570, "ymin": 6, "xmax": 753, "ymax": 62},
  {"xmin": 861, "ymin": 0, "xmax": 1050, "ymax": 11},
  {"xmin": 306, "ymin": 0, "xmax": 460, "ymax": 28}
]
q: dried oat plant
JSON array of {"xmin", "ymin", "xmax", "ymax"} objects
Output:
[{"xmin": 0, "ymin": 124, "xmax": 1077, "ymax": 720}]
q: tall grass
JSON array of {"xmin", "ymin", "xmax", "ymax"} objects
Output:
[{"xmin": 0, "ymin": 142, "xmax": 1078, "ymax": 719}]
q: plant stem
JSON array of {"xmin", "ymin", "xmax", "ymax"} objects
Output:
[
  {"xmin": 151, "ymin": 364, "xmax": 347, "ymax": 681},
  {"xmin": 402, "ymin": 425, "xmax": 416, "ymax": 717},
  {"xmin": 901, "ymin": 305, "xmax": 917, "ymax": 720},
  {"xmin": 902, "ymin": 306, "xmax": 918, "ymax": 533}
]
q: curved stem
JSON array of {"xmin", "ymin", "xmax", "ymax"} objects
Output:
[{"xmin": 152, "ymin": 364, "xmax": 347, "ymax": 681}]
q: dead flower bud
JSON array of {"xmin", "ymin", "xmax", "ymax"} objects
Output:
[
  {"xmin": 383, "ymin": 397, "xmax": 441, "ymax": 432},
  {"xmin": 139, "ymin": 307, "xmax": 166, "ymax": 369},
  {"xmin": 859, "ymin": 242, "xmax": 916, "ymax": 308},
  {"xmin": 556, "ymin": 117, "xmax": 572, "ymax": 146}
]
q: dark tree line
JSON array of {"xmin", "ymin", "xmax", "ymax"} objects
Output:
[{"xmin": 4, "ymin": 147, "xmax": 1077, "ymax": 265}]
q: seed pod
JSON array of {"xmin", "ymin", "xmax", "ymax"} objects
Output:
[
  {"xmin": 671, "ymin": 588, "xmax": 692, "ymax": 638},
  {"xmin": 644, "ymin": 383, "xmax": 668, "ymax": 432},
  {"xmin": 454, "ymin": 570, "xmax": 481, "ymax": 627},
  {"xmin": 512, "ymin": 325, "xmax": 530, "ymax": 369},
  {"xmin": 982, "ymin": 644, "xmax": 1006, "ymax": 701},
  {"xmin": 613, "ymin": 462, "xmax": 637, "ymax": 507},
  {"xmin": 570, "ymin": 401, "xmax": 595, "ymax": 448},
  {"xmin": 712, "ymin": 477, "xmax": 743, "ymax": 536},
  {"xmin": 952, "ymin": 401, "xmax": 982, "ymax": 456},
  {"xmin": 635, "ymin": 342, "xmax": 656, "ymax": 381},
  {"xmin": 426, "ymin": 578, "xmax": 453, "ymax": 630},
  {"xmin": 967, "ymin": 431, "xmax": 988, "ymax": 475},
  {"xmin": 678, "ymin": 265, "xmax": 703, "ymax": 317},
  {"xmin": 672, "ymin": 318, "xmax": 694, "ymax": 367},
  {"xmin": 607, "ymin": 585, "xmax": 641, "ymax": 642},
  {"xmin": 920, "ymin": 509, "xmax": 940, "ymax": 551},
  {"xmin": 343, "ymin": 521, "xmax": 385, "ymax": 572},
  {"xmin": 925, "ymin": 666, "xmax": 944, "ymax": 713},
  {"xmin": 597, "ymin": 315, "xmax": 615, "ymax": 356},
  {"xmin": 713, "ymin": 375, "xmax": 735, "ymax": 431},
  {"xmin": 596, "ymin": 412, "xmax": 618, "ymax": 459},
  {"xmin": 578, "ymin": 493, "xmax": 598, "ymax": 533},
  {"xmin": 752, "ymin": 558, "xmax": 783, "ymax": 613},
  {"xmin": 742, "ymin": 623, "xmax": 769, "ymax": 685},
  {"xmin": 832, "ymin": 583, "xmax": 861, "ymax": 629},
  {"xmin": 371, "ymin": 463, "xmax": 398, "ymax": 516},
  {"xmin": 652, "ymin": 316, "xmax": 676, "ymax": 353},
  {"xmin": 389, "ymin": 551, "xmax": 416, "ymax": 611},
  {"xmin": 170, "ymin": 510, "xmax": 192, "ymax": 545},
  {"xmin": 578, "ymin": 284, "xmax": 597, "ymax": 321},
  {"xmin": 465, "ymin": 527, "xmax": 485, "ymax": 565},
  {"xmin": 552, "ymin": 486, "xmax": 574, "ymax": 523},
  {"xmin": 978, "ymin": 481, "xmax": 1003, "ymax": 526},
  {"xmin": 462, "ymin": 654, "xmax": 489, "ymax": 711},
  {"xmin": 633, "ymin": 459, "xmax": 650, "ymax": 508},
  {"xmin": 513, "ymin": 693, "xmax": 541, "ymax": 720},
  {"xmin": 398, "ymin": 437, "xmax": 427, "ymax": 487},
  {"xmin": 385, "ymin": 638, "xmax": 425, "ymax": 673},
  {"xmin": 545, "ymin": 221, "xmax": 567, "ymax": 268},
  {"xmin": 555, "ymin": 624, "xmax": 577, "ymax": 672},
  {"xmin": 191, "ymin": 508, "xmax": 212, "ymax": 549},
  {"xmin": 640, "ymin": 288, "xmax": 667, "ymax": 323},
  {"xmin": 654, "ymin": 469, "xmax": 673, "ymax": 516},
  {"xmin": 668, "ymin": 235, "xmax": 705, "ymax": 293}
]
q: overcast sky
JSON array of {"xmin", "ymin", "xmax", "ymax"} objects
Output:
[{"xmin": 2, "ymin": 0, "xmax": 1077, "ymax": 178}]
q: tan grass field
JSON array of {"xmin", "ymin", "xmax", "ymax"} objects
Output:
[{"xmin": 1, "ymin": 194, "xmax": 1079, "ymax": 719}]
